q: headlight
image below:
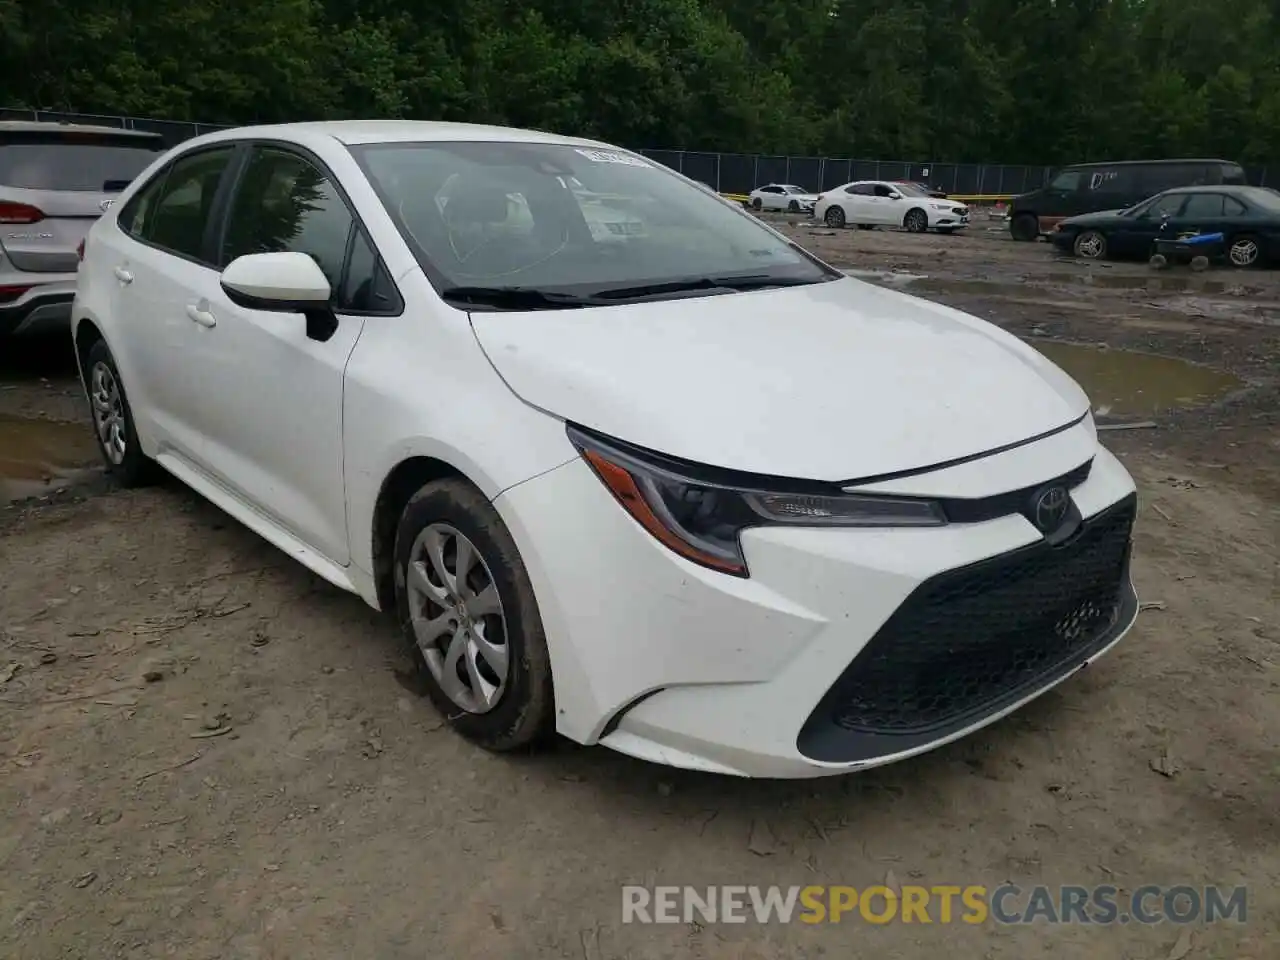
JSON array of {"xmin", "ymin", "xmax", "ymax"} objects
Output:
[
  {"xmin": 931, "ymin": 203, "xmax": 950, "ymax": 210},
  {"xmin": 568, "ymin": 425, "xmax": 946, "ymax": 577}
]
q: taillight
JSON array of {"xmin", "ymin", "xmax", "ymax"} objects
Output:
[
  {"xmin": 76, "ymin": 239, "xmax": 86, "ymax": 262},
  {"xmin": 0, "ymin": 285, "xmax": 32, "ymax": 304},
  {"xmin": 0, "ymin": 201, "xmax": 45, "ymax": 224}
]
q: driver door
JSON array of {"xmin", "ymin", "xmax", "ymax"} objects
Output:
[
  {"xmin": 186, "ymin": 145, "xmax": 388, "ymax": 565},
  {"xmin": 1112, "ymin": 193, "xmax": 1186, "ymax": 257}
]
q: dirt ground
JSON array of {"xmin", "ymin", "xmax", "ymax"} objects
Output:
[{"xmin": 2, "ymin": 222, "xmax": 1278, "ymax": 959}]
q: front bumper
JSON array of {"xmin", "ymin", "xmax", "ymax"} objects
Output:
[
  {"xmin": 0, "ymin": 276, "xmax": 76, "ymax": 337},
  {"xmin": 495, "ymin": 439, "xmax": 1139, "ymax": 779}
]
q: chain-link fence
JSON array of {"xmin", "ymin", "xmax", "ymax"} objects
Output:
[{"xmin": 3, "ymin": 106, "xmax": 1271, "ymax": 199}]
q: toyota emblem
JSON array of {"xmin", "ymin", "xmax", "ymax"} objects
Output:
[{"xmin": 1032, "ymin": 485, "xmax": 1070, "ymax": 533}]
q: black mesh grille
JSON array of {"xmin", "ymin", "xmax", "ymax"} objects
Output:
[{"xmin": 800, "ymin": 494, "xmax": 1136, "ymax": 757}]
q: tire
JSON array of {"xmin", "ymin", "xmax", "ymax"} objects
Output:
[
  {"xmin": 787, "ymin": 199, "xmax": 800, "ymax": 213},
  {"xmin": 83, "ymin": 339, "xmax": 158, "ymax": 487},
  {"xmin": 1227, "ymin": 234, "xmax": 1261, "ymax": 268},
  {"xmin": 824, "ymin": 205, "xmax": 846, "ymax": 228},
  {"xmin": 1010, "ymin": 213, "xmax": 1039, "ymax": 242},
  {"xmin": 751, "ymin": 197, "xmax": 762, "ymax": 211},
  {"xmin": 393, "ymin": 478, "xmax": 554, "ymax": 752},
  {"xmin": 1072, "ymin": 229, "xmax": 1107, "ymax": 260},
  {"xmin": 903, "ymin": 208, "xmax": 929, "ymax": 233}
]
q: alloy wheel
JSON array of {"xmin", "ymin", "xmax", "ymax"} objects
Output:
[
  {"xmin": 1074, "ymin": 231, "xmax": 1106, "ymax": 259},
  {"xmin": 404, "ymin": 523, "xmax": 509, "ymax": 714},
  {"xmin": 1229, "ymin": 238, "xmax": 1259, "ymax": 267},
  {"xmin": 90, "ymin": 361, "xmax": 127, "ymax": 465},
  {"xmin": 905, "ymin": 210, "xmax": 928, "ymax": 233},
  {"xmin": 824, "ymin": 206, "xmax": 845, "ymax": 228}
]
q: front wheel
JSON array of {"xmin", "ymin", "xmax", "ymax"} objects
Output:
[
  {"xmin": 1228, "ymin": 235, "xmax": 1261, "ymax": 268},
  {"xmin": 1073, "ymin": 229, "xmax": 1107, "ymax": 260},
  {"xmin": 787, "ymin": 199, "xmax": 800, "ymax": 213},
  {"xmin": 1010, "ymin": 213, "xmax": 1039, "ymax": 242},
  {"xmin": 903, "ymin": 208, "xmax": 929, "ymax": 233},
  {"xmin": 751, "ymin": 197, "xmax": 763, "ymax": 211},
  {"xmin": 393, "ymin": 478, "xmax": 554, "ymax": 751},
  {"xmin": 83, "ymin": 339, "xmax": 158, "ymax": 487},
  {"xmin": 824, "ymin": 205, "xmax": 846, "ymax": 228}
]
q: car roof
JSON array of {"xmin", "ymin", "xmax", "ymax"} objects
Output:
[
  {"xmin": 1162, "ymin": 184, "xmax": 1268, "ymax": 197},
  {"xmin": 1063, "ymin": 158, "xmax": 1237, "ymax": 169},
  {"xmin": 187, "ymin": 119, "xmax": 613, "ymax": 149},
  {"xmin": 0, "ymin": 120, "xmax": 164, "ymax": 140}
]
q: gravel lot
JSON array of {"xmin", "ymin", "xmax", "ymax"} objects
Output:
[{"xmin": 2, "ymin": 222, "xmax": 1278, "ymax": 959}]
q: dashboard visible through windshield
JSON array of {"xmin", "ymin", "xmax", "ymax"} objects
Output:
[{"xmin": 351, "ymin": 140, "xmax": 836, "ymax": 307}]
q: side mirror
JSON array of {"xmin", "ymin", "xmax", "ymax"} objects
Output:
[
  {"xmin": 220, "ymin": 252, "xmax": 338, "ymax": 342},
  {"xmin": 887, "ymin": 191, "xmax": 903, "ymax": 200}
]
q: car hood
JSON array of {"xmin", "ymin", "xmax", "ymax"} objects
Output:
[{"xmin": 469, "ymin": 277, "xmax": 1092, "ymax": 482}]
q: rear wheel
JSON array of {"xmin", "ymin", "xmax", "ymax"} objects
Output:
[
  {"xmin": 393, "ymin": 479, "xmax": 554, "ymax": 751},
  {"xmin": 824, "ymin": 205, "xmax": 846, "ymax": 228},
  {"xmin": 903, "ymin": 208, "xmax": 929, "ymax": 233},
  {"xmin": 83, "ymin": 339, "xmax": 158, "ymax": 487},
  {"xmin": 787, "ymin": 199, "xmax": 800, "ymax": 213},
  {"xmin": 1073, "ymin": 229, "xmax": 1107, "ymax": 260},
  {"xmin": 1227, "ymin": 235, "xmax": 1261, "ymax": 268},
  {"xmin": 1010, "ymin": 212, "xmax": 1039, "ymax": 242},
  {"xmin": 751, "ymin": 197, "xmax": 763, "ymax": 211}
]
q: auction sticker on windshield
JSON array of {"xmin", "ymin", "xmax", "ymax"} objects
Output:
[{"xmin": 575, "ymin": 148, "xmax": 650, "ymax": 167}]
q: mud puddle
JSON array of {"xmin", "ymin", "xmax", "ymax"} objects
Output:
[
  {"xmin": 1045, "ymin": 269, "xmax": 1264, "ymax": 296},
  {"xmin": 0, "ymin": 415, "xmax": 100, "ymax": 502},
  {"xmin": 1029, "ymin": 342, "xmax": 1244, "ymax": 417}
]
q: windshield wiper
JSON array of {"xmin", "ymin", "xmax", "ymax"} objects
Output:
[
  {"xmin": 591, "ymin": 273, "xmax": 825, "ymax": 301},
  {"xmin": 439, "ymin": 285, "xmax": 603, "ymax": 310}
]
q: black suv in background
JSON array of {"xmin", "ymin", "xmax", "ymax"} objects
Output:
[{"xmin": 1008, "ymin": 158, "xmax": 1247, "ymax": 241}]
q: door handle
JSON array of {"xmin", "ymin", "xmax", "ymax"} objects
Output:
[
  {"xmin": 186, "ymin": 304, "xmax": 216, "ymax": 328},
  {"xmin": 113, "ymin": 266, "xmax": 133, "ymax": 284}
]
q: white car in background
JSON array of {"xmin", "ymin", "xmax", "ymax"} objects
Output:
[
  {"xmin": 72, "ymin": 120, "xmax": 1139, "ymax": 779},
  {"xmin": 748, "ymin": 183, "xmax": 820, "ymax": 214},
  {"xmin": 815, "ymin": 180, "xmax": 970, "ymax": 234}
]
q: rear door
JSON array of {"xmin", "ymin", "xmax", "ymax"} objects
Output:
[
  {"xmin": 105, "ymin": 144, "xmax": 240, "ymax": 460},
  {"xmin": 0, "ymin": 129, "xmax": 166, "ymax": 275}
]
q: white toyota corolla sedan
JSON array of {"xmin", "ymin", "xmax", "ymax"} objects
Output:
[{"xmin": 72, "ymin": 121, "xmax": 1140, "ymax": 778}]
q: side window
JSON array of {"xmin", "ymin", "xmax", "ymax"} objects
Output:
[
  {"xmin": 1048, "ymin": 170, "xmax": 1084, "ymax": 192},
  {"xmin": 873, "ymin": 184, "xmax": 895, "ymax": 197},
  {"xmin": 139, "ymin": 147, "xmax": 235, "ymax": 261},
  {"xmin": 221, "ymin": 147, "xmax": 353, "ymax": 290},
  {"xmin": 1179, "ymin": 193, "xmax": 1225, "ymax": 219},
  {"xmin": 1221, "ymin": 164, "xmax": 1247, "ymax": 186},
  {"xmin": 118, "ymin": 167, "xmax": 170, "ymax": 238},
  {"xmin": 1222, "ymin": 196, "xmax": 1248, "ymax": 216},
  {"xmin": 847, "ymin": 184, "xmax": 872, "ymax": 195},
  {"xmin": 339, "ymin": 229, "xmax": 398, "ymax": 313}
]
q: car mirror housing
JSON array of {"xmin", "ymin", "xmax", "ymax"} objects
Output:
[{"xmin": 220, "ymin": 251, "xmax": 338, "ymax": 342}]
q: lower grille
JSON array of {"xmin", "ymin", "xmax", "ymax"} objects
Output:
[{"xmin": 798, "ymin": 494, "xmax": 1137, "ymax": 763}]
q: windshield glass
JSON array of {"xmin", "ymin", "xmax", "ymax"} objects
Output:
[
  {"xmin": 1243, "ymin": 186, "xmax": 1280, "ymax": 212},
  {"xmin": 352, "ymin": 141, "xmax": 832, "ymax": 299},
  {"xmin": 1121, "ymin": 192, "xmax": 1183, "ymax": 218},
  {"xmin": 896, "ymin": 182, "xmax": 931, "ymax": 197}
]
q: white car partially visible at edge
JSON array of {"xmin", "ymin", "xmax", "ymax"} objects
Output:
[{"xmin": 72, "ymin": 120, "xmax": 1139, "ymax": 778}]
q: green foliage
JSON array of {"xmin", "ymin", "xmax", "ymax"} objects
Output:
[{"xmin": 1, "ymin": 0, "xmax": 1277, "ymax": 164}]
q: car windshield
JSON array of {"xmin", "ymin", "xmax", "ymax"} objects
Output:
[
  {"xmin": 782, "ymin": 185, "xmax": 808, "ymax": 194},
  {"xmin": 896, "ymin": 183, "xmax": 931, "ymax": 197},
  {"xmin": 352, "ymin": 141, "xmax": 832, "ymax": 302},
  {"xmin": 1243, "ymin": 186, "xmax": 1280, "ymax": 212},
  {"xmin": 1121, "ymin": 192, "xmax": 1182, "ymax": 218},
  {"xmin": 0, "ymin": 134, "xmax": 165, "ymax": 191}
]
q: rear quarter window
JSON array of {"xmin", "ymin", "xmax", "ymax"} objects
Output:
[{"xmin": 0, "ymin": 135, "xmax": 166, "ymax": 191}]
